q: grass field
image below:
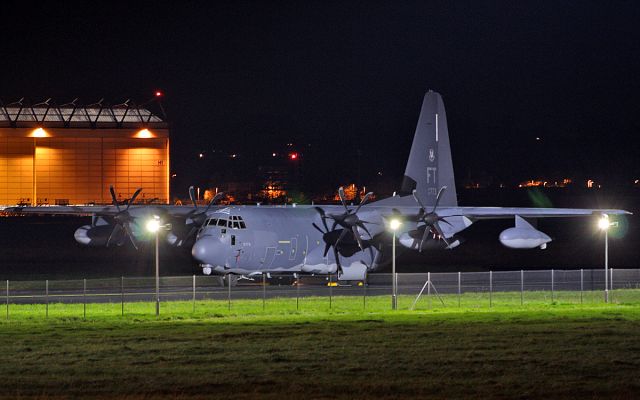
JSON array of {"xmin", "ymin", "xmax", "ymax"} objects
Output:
[{"xmin": 1, "ymin": 294, "xmax": 640, "ymax": 399}]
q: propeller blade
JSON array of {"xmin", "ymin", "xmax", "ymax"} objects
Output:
[
  {"xmin": 126, "ymin": 187, "xmax": 143, "ymax": 211},
  {"xmin": 182, "ymin": 225, "xmax": 199, "ymax": 245},
  {"xmin": 431, "ymin": 186, "xmax": 447, "ymax": 213},
  {"xmin": 109, "ymin": 185, "xmax": 120, "ymax": 212},
  {"xmin": 312, "ymin": 222, "xmax": 325, "ymax": 235},
  {"xmin": 353, "ymin": 191, "xmax": 373, "ymax": 214},
  {"xmin": 122, "ymin": 223, "xmax": 139, "ymax": 250},
  {"xmin": 188, "ymin": 186, "xmax": 198, "ymax": 209},
  {"xmin": 314, "ymin": 207, "xmax": 330, "ymax": 231},
  {"xmin": 204, "ymin": 192, "xmax": 225, "ymax": 213},
  {"xmin": 432, "ymin": 222, "xmax": 451, "ymax": 248},
  {"xmin": 334, "ymin": 229, "xmax": 349, "ymax": 248},
  {"xmin": 333, "ymin": 246, "xmax": 342, "ymax": 274},
  {"xmin": 323, "ymin": 243, "xmax": 331, "ymax": 258},
  {"xmin": 338, "ymin": 187, "xmax": 348, "ymax": 211},
  {"xmin": 419, "ymin": 226, "xmax": 430, "ymax": 252},
  {"xmin": 412, "ymin": 189, "xmax": 426, "ymax": 213},
  {"xmin": 352, "ymin": 226, "xmax": 364, "ymax": 251},
  {"xmin": 106, "ymin": 223, "xmax": 123, "ymax": 247},
  {"xmin": 356, "ymin": 221, "xmax": 373, "ymax": 239}
]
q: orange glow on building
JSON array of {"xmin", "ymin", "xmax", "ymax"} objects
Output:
[
  {"xmin": 0, "ymin": 100, "xmax": 169, "ymax": 206},
  {"xmin": 30, "ymin": 127, "xmax": 50, "ymax": 138},
  {"xmin": 134, "ymin": 128, "xmax": 155, "ymax": 138}
]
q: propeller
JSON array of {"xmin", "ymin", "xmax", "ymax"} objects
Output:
[
  {"xmin": 179, "ymin": 186, "xmax": 225, "ymax": 245},
  {"xmin": 313, "ymin": 187, "xmax": 377, "ymax": 272},
  {"xmin": 105, "ymin": 185, "xmax": 143, "ymax": 250},
  {"xmin": 412, "ymin": 187, "xmax": 453, "ymax": 252}
]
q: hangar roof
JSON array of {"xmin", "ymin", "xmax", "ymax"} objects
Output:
[{"xmin": 0, "ymin": 98, "xmax": 167, "ymax": 129}]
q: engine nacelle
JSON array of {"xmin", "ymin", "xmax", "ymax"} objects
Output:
[
  {"xmin": 399, "ymin": 232, "xmax": 462, "ymax": 250},
  {"xmin": 74, "ymin": 224, "xmax": 114, "ymax": 246},
  {"xmin": 499, "ymin": 216, "xmax": 551, "ymax": 249}
]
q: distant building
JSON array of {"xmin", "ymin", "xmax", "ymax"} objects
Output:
[{"xmin": 0, "ymin": 98, "xmax": 169, "ymax": 205}]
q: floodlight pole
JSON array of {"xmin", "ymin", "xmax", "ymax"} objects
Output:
[
  {"xmin": 155, "ymin": 225, "xmax": 160, "ymax": 316},
  {"xmin": 392, "ymin": 230, "xmax": 397, "ymax": 310},
  {"xmin": 604, "ymin": 227, "xmax": 608, "ymax": 304}
]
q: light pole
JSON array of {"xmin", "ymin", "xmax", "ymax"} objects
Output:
[
  {"xmin": 389, "ymin": 218, "xmax": 402, "ymax": 310},
  {"xmin": 598, "ymin": 215, "xmax": 618, "ymax": 303},
  {"xmin": 146, "ymin": 215, "xmax": 171, "ymax": 316}
]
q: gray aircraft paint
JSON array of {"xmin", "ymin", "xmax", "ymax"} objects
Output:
[{"xmin": 7, "ymin": 90, "xmax": 631, "ymax": 281}]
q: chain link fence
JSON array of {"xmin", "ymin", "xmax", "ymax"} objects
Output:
[{"xmin": 3, "ymin": 268, "xmax": 640, "ymax": 318}]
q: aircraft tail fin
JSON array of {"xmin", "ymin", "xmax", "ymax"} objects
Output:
[
  {"xmin": 401, "ymin": 90, "xmax": 457, "ymax": 206},
  {"xmin": 374, "ymin": 90, "xmax": 458, "ymax": 207}
]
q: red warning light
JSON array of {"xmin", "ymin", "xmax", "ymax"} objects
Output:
[
  {"xmin": 155, "ymin": 91, "xmax": 163, "ymax": 97},
  {"xmin": 289, "ymin": 152, "xmax": 298, "ymax": 160}
]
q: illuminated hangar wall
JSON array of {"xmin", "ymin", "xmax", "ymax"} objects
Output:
[{"xmin": 0, "ymin": 128, "xmax": 169, "ymax": 206}]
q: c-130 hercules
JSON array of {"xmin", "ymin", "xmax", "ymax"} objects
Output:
[{"xmin": 8, "ymin": 91, "xmax": 630, "ymax": 281}]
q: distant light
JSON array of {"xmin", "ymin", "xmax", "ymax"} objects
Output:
[
  {"xmin": 231, "ymin": 154, "xmax": 237, "ymax": 158},
  {"xmin": 272, "ymin": 152, "xmax": 276, "ymax": 157},
  {"xmin": 289, "ymin": 152, "xmax": 298, "ymax": 160},
  {"xmin": 134, "ymin": 128, "xmax": 154, "ymax": 138},
  {"xmin": 30, "ymin": 127, "xmax": 49, "ymax": 138},
  {"xmin": 598, "ymin": 215, "xmax": 611, "ymax": 231},
  {"xmin": 155, "ymin": 91, "xmax": 163, "ymax": 97},
  {"xmin": 536, "ymin": 137, "xmax": 540, "ymax": 141},
  {"xmin": 199, "ymin": 153, "xmax": 204, "ymax": 158},
  {"xmin": 146, "ymin": 217, "xmax": 161, "ymax": 233},
  {"xmin": 171, "ymin": 173, "xmax": 177, "ymax": 178},
  {"xmin": 389, "ymin": 219, "xmax": 402, "ymax": 231}
]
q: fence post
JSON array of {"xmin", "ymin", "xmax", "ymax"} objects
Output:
[
  {"xmin": 457, "ymin": 271, "xmax": 461, "ymax": 308},
  {"xmin": 580, "ymin": 269, "xmax": 583, "ymax": 304},
  {"xmin": 262, "ymin": 273, "xmax": 266, "ymax": 311},
  {"xmin": 427, "ymin": 272, "xmax": 431, "ymax": 310},
  {"xmin": 5, "ymin": 280, "xmax": 8, "ymax": 320},
  {"xmin": 45, "ymin": 279, "xmax": 49, "ymax": 318},
  {"xmin": 329, "ymin": 274, "xmax": 333, "ymax": 310},
  {"xmin": 296, "ymin": 274, "xmax": 300, "ymax": 310},
  {"xmin": 610, "ymin": 268, "xmax": 614, "ymax": 302},
  {"xmin": 551, "ymin": 269, "xmax": 554, "ymax": 303},
  {"xmin": 227, "ymin": 275, "xmax": 231, "ymax": 311},
  {"xmin": 83, "ymin": 278, "xmax": 86, "ymax": 320},
  {"xmin": 520, "ymin": 270, "xmax": 524, "ymax": 306},
  {"xmin": 489, "ymin": 270, "xmax": 493, "ymax": 308},
  {"xmin": 363, "ymin": 272, "xmax": 367, "ymax": 310},
  {"xmin": 121, "ymin": 276, "xmax": 124, "ymax": 316},
  {"xmin": 192, "ymin": 275, "xmax": 196, "ymax": 313}
]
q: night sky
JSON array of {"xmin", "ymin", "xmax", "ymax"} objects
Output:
[{"xmin": 2, "ymin": 1, "xmax": 640, "ymax": 197}]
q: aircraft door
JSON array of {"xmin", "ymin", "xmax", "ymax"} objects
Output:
[
  {"xmin": 262, "ymin": 246, "xmax": 276, "ymax": 268},
  {"xmin": 289, "ymin": 237, "xmax": 298, "ymax": 260}
]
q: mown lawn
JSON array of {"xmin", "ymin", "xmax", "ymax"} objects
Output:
[{"xmin": 1, "ymin": 297, "xmax": 640, "ymax": 399}]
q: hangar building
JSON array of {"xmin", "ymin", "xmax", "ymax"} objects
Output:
[{"xmin": 0, "ymin": 98, "xmax": 169, "ymax": 206}]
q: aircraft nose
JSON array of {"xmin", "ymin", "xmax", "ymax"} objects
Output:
[{"xmin": 191, "ymin": 236, "xmax": 227, "ymax": 265}]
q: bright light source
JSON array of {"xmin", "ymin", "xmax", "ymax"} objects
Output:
[
  {"xmin": 272, "ymin": 152, "xmax": 276, "ymax": 157},
  {"xmin": 155, "ymin": 91, "xmax": 163, "ymax": 97},
  {"xmin": 598, "ymin": 216, "xmax": 610, "ymax": 231},
  {"xmin": 146, "ymin": 218, "xmax": 161, "ymax": 233},
  {"xmin": 199, "ymin": 153, "xmax": 204, "ymax": 158},
  {"xmin": 289, "ymin": 152, "xmax": 298, "ymax": 160},
  {"xmin": 134, "ymin": 128, "xmax": 154, "ymax": 138},
  {"xmin": 30, "ymin": 127, "xmax": 49, "ymax": 138},
  {"xmin": 389, "ymin": 219, "xmax": 401, "ymax": 231}
]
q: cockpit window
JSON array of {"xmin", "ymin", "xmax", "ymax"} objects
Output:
[
  {"xmin": 206, "ymin": 215, "xmax": 246, "ymax": 229},
  {"xmin": 217, "ymin": 219, "xmax": 227, "ymax": 227}
]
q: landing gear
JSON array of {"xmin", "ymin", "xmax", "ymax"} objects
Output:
[{"xmin": 224, "ymin": 274, "xmax": 239, "ymax": 287}]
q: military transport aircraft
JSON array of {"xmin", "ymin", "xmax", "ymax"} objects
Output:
[{"xmin": 7, "ymin": 91, "xmax": 630, "ymax": 281}]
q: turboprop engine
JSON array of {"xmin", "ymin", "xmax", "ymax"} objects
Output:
[
  {"xmin": 499, "ymin": 216, "xmax": 551, "ymax": 249},
  {"xmin": 74, "ymin": 218, "xmax": 116, "ymax": 246}
]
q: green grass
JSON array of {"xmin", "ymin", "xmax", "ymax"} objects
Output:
[{"xmin": 1, "ymin": 293, "xmax": 640, "ymax": 399}]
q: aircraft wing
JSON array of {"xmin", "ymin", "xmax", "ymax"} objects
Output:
[
  {"xmin": 3, "ymin": 205, "xmax": 197, "ymax": 217},
  {"xmin": 439, "ymin": 207, "xmax": 631, "ymax": 220}
]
